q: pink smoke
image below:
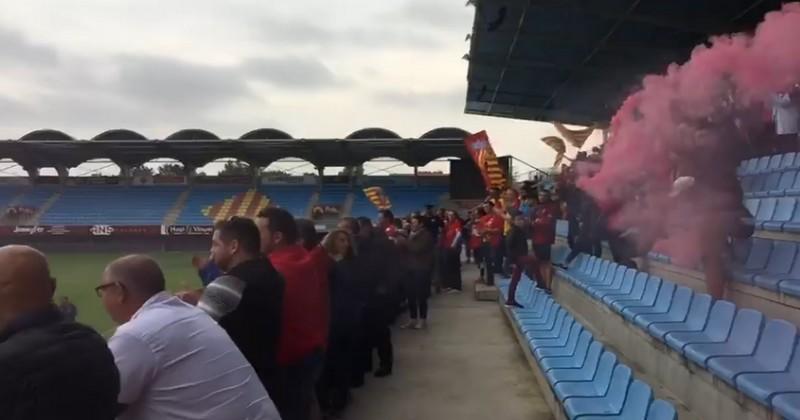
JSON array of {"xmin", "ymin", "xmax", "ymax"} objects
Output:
[{"xmin": 579, "ymin": 3, "xmax": 800, "ymax": 266}]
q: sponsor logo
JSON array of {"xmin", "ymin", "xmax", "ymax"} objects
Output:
[
  {"xmin": 167, "ymin": 225, "xmax": 214, "ymax": 235},
  {"xmin": 90, "ymin": 225, "xmax": 114, "ymax": 236},
  {"xmin": 48, "ymin": 225, "xmax": 70, "ymax": 235},
  {"xmin": 13, "ymin": 225, "xmax": 45, "ymax": 235}
]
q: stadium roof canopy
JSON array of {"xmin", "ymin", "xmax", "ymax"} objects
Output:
[
  {"xmin": 465, "ymin": 0, "xmax": 785, "ymax": 126},
  {"xmin": 0, "ymin": 127, "xmax": 471, "ymax": 169}
]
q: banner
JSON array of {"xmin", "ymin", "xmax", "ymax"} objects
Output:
[
  {"xmin": 463, "ymin": 130, "xmax": 507, "ymax": 189},
  {"xmin": 90, "ymin": 225, "xmax": 161, "ymax": 237},
  {"xmin": 363, "ymin": 187, "xmax": 392, "ymax": 210},
  {"xmin": 553, "ymin": 122, "xmax": 595, "ymax": 149},
  {"xmin": 166, "ymin": 225, "xmax": 214, "ymax": 236},
  {"xmin": 541, "ymin": 136, "xmax": 567, "ymax": 167},
  {"xmin": 13, "ymin": 225, "xmax": 46, "ymax": 235}
]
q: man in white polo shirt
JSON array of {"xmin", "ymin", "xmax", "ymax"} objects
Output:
[{"xmin": 97, "ymin": 254, "xmax": 281, "ymax": 420}]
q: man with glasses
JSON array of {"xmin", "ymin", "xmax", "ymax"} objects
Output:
[
  {"xmin": 98, "ymin": 254, "xmax": 280, "ymax": 420},
  {"xmin": 1, "ymin": 245, "xmax": 119, "ymax": 420}
]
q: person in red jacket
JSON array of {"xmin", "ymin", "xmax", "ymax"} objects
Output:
[
  {"xmin": 531, "ymin": 190, "xmax": 558, "ymax": 292},
  {"xmin": 439, "ymin": 210, "xmax": 464, "ymax": 292},
  {"xmin": 256, "ymin": 207, "xmax": 333, "ymax": 420},
  {"xmin": 478, "ymin": 202, "xmax": 504, "ymax": 286}
]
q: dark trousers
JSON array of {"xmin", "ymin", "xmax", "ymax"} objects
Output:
[
  {"xmin": 407, "ymin": 269, "xmax": 431, "ymax": 319},
  {"xmin": 273, "ymin": 349, "xmax": 324, "ymax": 420},
  {"xmin": 566, "ymin": 240, "xmax": 593, "ymax": 265},
  {"xmin": 508, "ymin": 255, "xmax": 540, "ymax": 303},
  {"xmin": 364, "ymin": 301, "xmax": 393, "ymax": 371},
  {"xmin": 480, "ymin": 243, "xmax": 497, "ymax": 285},
  {"xmin": 318, "ymin": 328, "xmax": 354, "ymax": 413},
  {"xmin": 441, "ymin": 248, "xmax": 462, "ymax": 290}
]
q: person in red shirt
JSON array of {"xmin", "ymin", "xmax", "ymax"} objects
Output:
[
  {"xmin": 531, "ymin": 190, "xmax": 558, "ymax": 291},
  {"xmin": 439, "ymin": 209, "xmax": 464, "ymax": 292},
  {"xmin": 256, "ymin": 207, "xmax": 333, "ymax": 420},
  {"xmin": 479, "ymin": 202, "xmax": 504, "ymax": 286},
  {"xmin": 378, "ymin": 209, "xmax": 399, "ymax": 241},
  {"xmin": 467, "ymin": 208, "xmax": 486, "ymax": 275}
]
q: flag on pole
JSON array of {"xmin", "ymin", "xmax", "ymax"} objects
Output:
[
  {"xmin": 464, "ymin": 130, "xmax": 507, "ymax": 189},
  {"xmin": 363, "ymin": 186, "xmax": 392, "ymax": 210}
]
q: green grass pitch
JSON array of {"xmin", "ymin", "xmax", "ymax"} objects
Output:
[{"xmin": 49, "ymin": 251, "xmax": 200, "ymax": 336}]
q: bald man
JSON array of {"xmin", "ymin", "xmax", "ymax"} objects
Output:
[
  {"xmin": 0, "ymin": 245, "xmax": 119, "ymax": 420},
  {"xmin": 99, "ymin": 255, "xmax": 280, "ymax": 420}
]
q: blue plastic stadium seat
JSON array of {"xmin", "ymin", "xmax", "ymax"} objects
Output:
[
  {"xmin": 521, "ymin": 307, "xmax": 566, "ymax": 334},
  {"xmin": 665, "ymin": 300, "xmax": 736, "ymax": 353},
  {"xmin": 753, "ymin": 173, "xmax": 781, "ymax": 198},
  {"xmin": 750, "ymin": 174, "xmax": 769, "ymax": 195},
  {"xmin": 706, "ymin": 320, "xmax": 797, "ymax": 386},
  {"xmin": 605, "ymin": 272, "xmax": 649, "ymax": 307},
  {"xmin": 530, "ymin": 318, "xmax": 580, "ymax": 349},
  {"xmin": 754, "ymin": 198, "xmax": 777, "ymax": 228},
  {"xmin": 753, "ymin": 240, "xmax": 798, "ymax": 291},
  {"xmin": 773, "ymin": 393, "xmax": 800, "ymax": 420},
  {"xmin": 736, "ymin": 345, "xmax": 800, "ymax": 405},
  {"xmin": 732, "ymin": 238, "xmax": 773, "ymax": 285},
  {"xmin": 743, "ymin": 158, "xmax": 758, "ymax": 175},
  {"xmin": 540, "ymin": 340, "xmax": 603, "ymax": 372},
  {"xmin": 648, "ymin": 293, "xmax": 712, "ymax": 341},
  {"xmin": 634, "ymin": 286, "xmax": 693, "ymax": 329},
  {"xmin": 562, "ymin": 365, "xmax": 632, "ymax": 418},
  {"xmin": 600, "ymin": 270, "xmax": 638, "ymax": 304},
  {"xmin": 545, "ymin": 340, "xmax": 606, "ymax": 384},
  {"xmin": 762, "ymin": 198, "xmax": 797, "ymax": 231},
  {"xmin": 780, "ymin": 279, "xmax": 800, "ymax": 298},
  {"xmin": 772, "ymin": 171, "xmax": 799, "ymax": 197},
  {"xmin": 781, "ymin": 152, "xmax": 798, "ymax": 170},
  {"xmin": 741, "ymin": 176, "xmax": 756, "ymax": 194},
  {"xmin": 516, "ymin": 299, "xmax": 556, "ymax": 323},
  {"xmin": 769, "ymin": 154, "xmax": 784, "ymax": 171},
  {"xmin": 588, "ymin": 267, "xmax": 630, "ymax": 299},
  {"xmin": 646, "ymin": 399, "xmax": 677, "ymax": 420},
  {"xmin": 756, "ymin": 156, "xmax": 771, "ymax": 173},
  {"xmin": 683, "ymin": 308, "xmax": 764, "ymax": 367},
  {"xmin": 787, "ymin": 173, "xmax": 800, "ymax": 197},
  {"xmin": 554, "ymin": 351, "xmax": 618, "ymax": 401},
  {"xmin": 526, "ymin": 314, "xmax": 575, "ymax": 341},
  {"xmin": 621, "ymin": 282, "xmax": 675, "ymax": 322},
  {"xmin": 611, "ymin": 276, "xmax": 662, "ymax": 313},
  {"xmin": 535, "ymin": 328, "xmax": 591, "ymax": 360},
  {"xmin": 577, "ymin": 380, "xmax": 654, "ymax": 420},
  {"xmin": 744, "ymin": 198, "xmax": 760, "ymax": 217}
]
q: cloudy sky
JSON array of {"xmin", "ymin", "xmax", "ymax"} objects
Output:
[{"xmin": 0, "ymin": 0, "xmax": 601, "ymax": 176}]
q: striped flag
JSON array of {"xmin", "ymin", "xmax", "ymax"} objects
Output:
[
  {"xmin": 363, "ymin": 186, "xmax": 392, "ymax": 210},
  {"xmin": 464, "ymin": 130, "xmax": 507, "ymax": 189}
]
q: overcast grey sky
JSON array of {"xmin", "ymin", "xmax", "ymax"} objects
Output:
[{"xmin": 0, "ymin": 0, "xmax": 600, "ymax": 175}]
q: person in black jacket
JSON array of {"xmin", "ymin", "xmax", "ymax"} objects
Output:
[
  {"xmin": 187, "ymin": 217, "xmax": 285, "ymax": 399},
  {"xmin": 0, "ymin": 245, "xmax": 120, "ymax": 420},
  {"xmin": 505, "ymin": 212, "xmax": 540, "ymax": 307}
]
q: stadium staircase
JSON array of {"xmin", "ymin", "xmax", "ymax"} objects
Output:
[
  {"xmin": 30, "ymin": 190, "xmax": 62, "ymax": 225},
  {"xmin": 162, "ymin": 187, "xmax": 192, "ymax": 226}
]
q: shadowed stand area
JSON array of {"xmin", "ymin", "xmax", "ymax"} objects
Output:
[{"xmin": 343, "ymin": 265, "xmax": 552, "ymax": 420}]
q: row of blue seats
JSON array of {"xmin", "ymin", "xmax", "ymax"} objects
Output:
[
  {"xmin": 731, "ymin": 238, "xmax": 800, "ymax": 296},
  {"xmin": 739, "ymin": 153, "xmax": 800, "ymax": 176},
  {"xmin": 559, "ymin": 255, "xmax": 800, "ymax": 420},
  {"xmin": 742, "ymin": 170, "xmax": 800, "ymax": 198},
  {"xmin": 497, "ymin": 277, "xmax": 677, "ymax": 419},
  {"xmin": 744, "ymin": 197, "xmax": 800, "ymax": 232}
]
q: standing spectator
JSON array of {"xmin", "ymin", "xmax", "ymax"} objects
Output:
[
  {"xmin": 194, "ymin": 217, "xmax": 285, "ymax": 401},
  {"xmin": 531, "ymin": 190, "xmax": 558, "ymax": 291},
  {"xmin": 355, "ymin": 217, "xmax": 396, "ymax": 378},
  {"xmin": 256, "ymin": 207, "xmax": 332, "ymax": 420},
  {"xmin": 505, "ymin": 211, "xmax": 538, "ymax": 307},
  {"xmin": 378, "ymin": 209, "xmax": 398, "ymax": 240},
  {"xmin": 467, "ymin": 208, "xmax": 486, "ymax": 270},
  {"xmin": 296, "ymin": 218, "xmax": 320, "ymax": 250},
  {"xmin": 440, "ymin": 210, "xmax": 464, "ymax": 292},
  {"xmin": 100, "ymin": 255, "xmax": 280, "ymax": 420},
  {"xmin": 400, "ymin": 215, "xmax": 435, "ymax": 329},
  {"xmin": 478, "ymin": 202, "xmax": 504, "ymax": 286},
  {"xmin": 773, "ymin": 90, "xmax": 799, "ymax": 151},
  {"xmin": 57, "ymin": 295, "xmax": 78, "ymax": 322},
  {"xmin": 0, "ymin": 245, "xmax": 119, "ymax": 420}
]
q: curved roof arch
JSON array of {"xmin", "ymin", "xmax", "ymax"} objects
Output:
[
  {"xmin": 346, "ymin": 127, "xmax": 402, "ymax": 140},
  {"xmin": 165, "ymin": 129, "xmax": 220, "ymax": 141},
  {"xmin": 92, "ymin": 129, "xmax": 148, "ymax": 141},
  {"xmin": 20, "ymin": 129, "xmax": 75, "ymax": 142},
  {"xmin": 419, "ymin": 127, "xmax": 471, "ymax": 139},
  {"xmin": 239, "ymin": 128, "xmax": 294, "ymax": 140}
]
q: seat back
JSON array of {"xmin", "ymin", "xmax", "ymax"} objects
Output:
[
  {"xmin": 621, "ymin": 380, "xmax": 654, "ymax": 418},
  {"xmin": 756, "ymin": 156, "xmax": 770, "ymax": 173},
  {"xmin": 744, "ymin": 198, "xmax": 760, "ymax": 217},
  {"xmin": 606, "ymin": 365, "xmax": 634, "ymax": 411},
  {"xmin": 580, "ymin": 340, "xmax": 604, "ymax": 369},
  {"xmin": 652, "ymin": 282, "xmax": 676, "ymax": 312},
  {"xmin": 685, "ymin": 293, "xmax": 713, "ymax": 330},
  {"xmin": 727, "ymin": 309, "xmax": 765, "ymax": 352},
  {"xmin": 704, "ymin": 300, "xmax": 737, "ymax": 341},
  {"xmin": 781, "ymin": 152, "xmax": 798, "ymax": 170},
  {"xmin": 763, "ymin": 172, "xmax": 782, "ymax": 192},
  {"xmin": 592, "ymin": 351, "xmax": 619, "ymax": 393},
  {"xmin": 639, "ymin": 277, "xmax": 663, "ymax": 306},
  {"xmin": 577, "ymin": 255, "xmax": 591, "ymax": 273},
  {"xmin": 568, "ymin": 331, "xmax": 594, "ymax": 364},
  {"xmin": 667, "ymin": 286, "xmax": 694, "ymax": 319},
  {"xmin": 772, "ymin": 198, "xmax": 797, "ymax": 224},
  {"xmin": 647, "ymin": 400, "xmax": 678, "ymax": 420},
  {"xmin": 625, "ymin": 272, "xmax": 649, "ymax": 301},
  {"xmin": 592, "ymin": 259, "xmax": 608, "ymax": 278},
  {"xmin": 616, "ymin": 269, "xmax": 637, "ymax": 294},
  {"xmin": 755, "ymin": 198, "xmax": 777, "ymax": 223},
  {"xmin": 769, "ymin": 154, "xmax": 783, "ymax": 171},
  {"xmin": 563, "ymin": 323, "xmax": 585, "ymax": 349},
  {"xmin": 753, "ymin": 320, "xmax": 797, "ymax": 370},
  {"xmin": 745, "ymin": 238, "xmax": 773, "ymax": 270},
  {"xmin": 766, "ymin": 240, "xmax": 797, "ymax": 275},
  {"xmin": 777, "ymin": 171, "xmax": 799, "ymax": 193},
  {"xmin": 744, "ymin": 158, "xmax": 759, "ymax": 174},
  {"xmin": 751, "ymin": 174, "xmax": 768, "ymax": 192}
]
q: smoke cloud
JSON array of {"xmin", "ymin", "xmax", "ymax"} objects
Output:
[{"xmin": 578, "ymin": 3, "xmax": 800, "ymax": 266}]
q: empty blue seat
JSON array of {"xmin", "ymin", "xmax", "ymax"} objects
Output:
[
  {"xmin": 621, "ymin": 282, "xmax": 675, "ymax": 322},
  {"xmin": 787, "ymin": 172, "xmax": 800, "ymax": 196},
  {"xmin": 763, "ymin": 198, "xmax": 797, "ymax": 231},
  {"xmin": 611, "ymin": 276, "xmax": 662, "ymax": 313},
  {"xmin": 605, "ymin": 272, "xmax": 649, "ymax": 307},
  {"xmin": 751, "ymin": 174, "xmax": 769, "ymax": 194},
  {"xmin": 780, "ymin": 279, "xmax": 800, "ymax": 298},
  {"xmin": 579, "ymin": 262, "xmax": 617, "ymax": 291},
  {"xmin": 646, "ymin": 399, "xmax": 677, "ymax": 420},
  {"xmin": 754, "ymin": 198, "xmax": 778, "ymax": 228},
  {"xmin": 744, "ymin": 157, "xmax": 759, "ymax": 174},
  {"xmin": 732, "ymin": 238, "xmax": 773, "ymax": 285},
  {"xmin": 769, "ymin": 154, "xmax": 784, "ymax": 171},
  {"xmin": 562, "ymin": 365, "xmax": 632, "ymax": 418},
  {"xmin": 753, "ymin": 240, "xmax": 798, "ymax": 290},
  {"xmin": 683, "ymin": 308, "xmax": 764, "ymax": 367},
  {"xmin": 522, "ymin": 308, "xmax": 567, "ymax": 334},
  {"xmin": 600, "ymin": 270, "xmax": 638, "ymax": 304},
  {"xmin": 554, "ymin": 351, "xmax": 618, "ymax": 401},
  {"xmin": 535, "ymin": 329, "xmax": 591, "ymax": 360},
  {"xmin": 588, "ymin": 268, "xmax": 631, "ymax": 299},
  {"xmin": 540, "ymin": 340, "xmax": 603, "ymax": 372},
  {"xmin": 772, "ymin": 171, "xmax": 799, "ymax": 197},
  {"xmin": 772, "ymin": 393, "xmax": 800, "ymax": 420},
  {"xmin": 634, "ymin": 286, "xmax": 693, "ymax": 329},
  {"xmin": 665, "ymin": 300, "xmax": 736, "ymax": 353},
  {"xmin": 577, "ymin": 380, "xmax": 654, "ymax": 420},
  {"xmin": 756, "ymin": 156, "xmax": 771, "ymax": 174},
  {"xmin": 517, "ymin": 301, "xmax": 559, "ymax": 325},
  {"xmin": 526, "ymin": 315, "xmax": 575, "ymax": 340},
  {"xmin": 781, "ymin": 152, "xmax": 798, "ymax": 170},
  {"xmin": 546, "ymin": 342, "xmax": 607, "ymax": 385},
  {"xmin": 706, "ymin": 320, "xmax": 797, "ymax": 386},
  {"xmin": 753, "ymin": 173, "xmax": 782, "ymax": 197},
  {"xmin": 648, "ymin": 293, "xmax": 712, "ymax": 340},
  {"xmin": 530, "ymin": 318, "xmax": 579, "ymax": 348},
  {"xmin": 735, "ymin": 342, "xmax": 800, "ymax": 404},
  {"xmin": 744, "ymin": 198, "xmax": 760, "ymax": 216}
]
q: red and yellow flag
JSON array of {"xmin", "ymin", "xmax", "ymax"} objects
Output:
[
  {"xmin": 363, "ymin": 186, "xmax": 392, "ymax": 210},
  {"xmin": 202, "ymin": 189, "xmax": 270, "ymax": 222},
  {"xmin": 464, "ymin": 130, "xmax": 506, "ymax": 189}
]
